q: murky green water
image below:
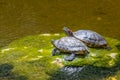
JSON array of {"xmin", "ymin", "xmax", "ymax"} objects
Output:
[{"xmin": 0, "ymin": 0, "xmax": 120, "ymax": 47}]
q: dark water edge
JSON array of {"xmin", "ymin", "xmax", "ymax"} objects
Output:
[{"xmin": 0, "ymin": 0, "xmax": 120, "ymax": 47}]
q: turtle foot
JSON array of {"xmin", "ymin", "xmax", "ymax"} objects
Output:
[{"xmin": 64, "ymin": 53, "xmax": 75, "ymax": 61}]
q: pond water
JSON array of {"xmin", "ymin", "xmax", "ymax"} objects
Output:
[{"xmin": 0, "ymin": 0, "xmax": 120, "ymax": 47}]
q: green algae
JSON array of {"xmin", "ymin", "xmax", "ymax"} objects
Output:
[
  {"xmin": 0, "ymin": 33, "xmax": 120, "ymax": 80},
  {"xmin": 0, "ymin": 33, "xmax": 63, "ymax": 80}
]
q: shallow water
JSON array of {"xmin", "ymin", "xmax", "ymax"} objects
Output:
[{"xmin": 0, "ymin": 0, "xmax": 120, "ymax": 47}]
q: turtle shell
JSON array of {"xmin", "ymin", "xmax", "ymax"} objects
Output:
[
  {"xmin": 73, "ymin": 30, "xmax": 107, "ymax": 47},
  {"xmin": 53, "ymin": 37, "xmax": 89, "ymax": 54}
]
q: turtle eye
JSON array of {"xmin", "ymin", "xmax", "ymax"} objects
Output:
[
  {"xmin": 69, "ymin": 30, "xmax": 73, "ymax": 35},
  {"xmin": 68, "ymin": 30, "xmax": 71, "ymax": 33}
]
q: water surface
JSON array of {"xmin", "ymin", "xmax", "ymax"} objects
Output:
[{"xmin": 0, "ymin": 0, "xmax": 120, "ymax": 47}]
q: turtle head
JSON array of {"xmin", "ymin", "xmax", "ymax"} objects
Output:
[
  {"xmin": 51, "ymin": 39, "xmax": 55, "ymax": 45},
  {"xmin": 63, "ymin": 27, "xmax": 73, "ymax": 36}
]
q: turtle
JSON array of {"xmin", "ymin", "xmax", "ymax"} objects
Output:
[
  {"xmin": 51, "ymin": 37, "xmax": 89, "ymax": 61},
  {"xmin": 63, "ymin": 27, "xmax": 111, "ymax": 50}
]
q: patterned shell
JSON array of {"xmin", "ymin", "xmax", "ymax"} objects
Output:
[
  {"xmin": 73, "ymin": 30, "xmax": 107, "ymax": 46},
  {"xmin": 53, "ymin": 37, "xmax": 88, "ymax": 53}
]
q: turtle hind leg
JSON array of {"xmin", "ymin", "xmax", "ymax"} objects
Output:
[
  {"xmin": 105, "ymin": 45, "xmax": 112, "ymax": 50},
  {"xmin": 64, "ymin": 53, "xmax": 75, "ymax": 61},
  {"xmin": 106, "ymin": 46, "xmax": 112, "ymax": 50}
]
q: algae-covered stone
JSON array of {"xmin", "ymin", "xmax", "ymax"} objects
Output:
[
  {"xmin": 0, "ymin": 33, "xmax": 120, "ymax": 80},
  {"xmin": 0, "ymin": 33, "xmax": 64, "ymax": 80}
]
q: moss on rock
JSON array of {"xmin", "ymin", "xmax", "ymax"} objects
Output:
[{"xmin": 0, "ymin": 33, "xmax": 120, "ymax": 80}]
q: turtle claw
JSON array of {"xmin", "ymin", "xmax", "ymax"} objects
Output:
[{"xmin": 65, "ymin": 53, "xmax": 75, "ymax": 61}]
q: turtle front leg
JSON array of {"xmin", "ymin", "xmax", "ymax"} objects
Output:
[
  {"xmin": 65, "ymin": 52, "xmax": 75, "ymax": 61},
  {"xmin": 52, "ymin": 48, "xmax": 57, "ymax": 56},
  {"xmin": 52, "ymin": 48, "xmax": 60, "ymax": 56}
]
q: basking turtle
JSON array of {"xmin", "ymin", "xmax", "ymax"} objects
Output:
[
  {"xmin": 63, "ymin": 27, "xmax": 111, "ymax": 50},
  {"xmin": 51, "ymin": 37, "xmax": 89, "ymax": 61}
]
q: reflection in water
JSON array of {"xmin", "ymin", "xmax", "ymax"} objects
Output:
[
  {"xmin": 0, "ymin": 63, "xmax": 28, "ymax": 80},
  {"xmin": 0, "ymin": 63, "xmax": 13, "ymax": 77},
  {"xmin": 0, "ymin": 0, "xmax": 120, "ymax": 47},
  {"xmin": 61, "ymin": 66, "xmax": 85, "ymax": 75},
  {"xmin": 48, "ymin": 65, "xmax": 120, "ymax": 80}
]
